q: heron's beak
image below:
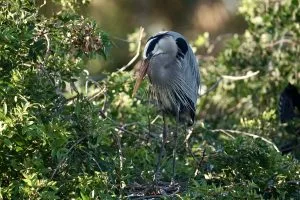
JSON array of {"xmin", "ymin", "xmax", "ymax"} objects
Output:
[{"xmin": 132, "ymin": 60, "xmax": 149, "ymax": 97}]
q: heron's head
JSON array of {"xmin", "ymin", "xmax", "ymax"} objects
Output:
[
  {"xmin": 132, "ymin": 32, "xmax": 179, "ymax": 96},
  {"xmin": 143, "ymin": 33, "xmax": 178, "ymax": 60}
]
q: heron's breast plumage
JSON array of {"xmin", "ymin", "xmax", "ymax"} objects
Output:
[
  {"xmin": 148, "ymin": 58, "xmax": 196, "ymax": 124},
  {"xmin": 143, "ymin": 31, "xmax": 200, "ymax": 125}
]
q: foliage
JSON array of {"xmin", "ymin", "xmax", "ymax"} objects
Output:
[
  {"xmin": 185, "ymin": 137, "xmax": 299, "ymax": 199},
  {"xmin": 198, "ymin": 0, "xmax": 300, "ymax": 154},
  {"xmin": 0, "ymin": 0, "xmax": 299, "ymax": 199}
]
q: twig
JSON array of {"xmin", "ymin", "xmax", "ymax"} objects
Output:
[
  {"xmin": 151, "ymin": 115, "xmax": 160, "ymax": 124},
  {"xmin": 79, "ymin": 148, "xmax": 103, "ymax": 172},
  {"xmin": 199, "ymin": 78, "xmax": 223, "ymax": 97},
  {"xmin": 194, "ymin": 149, "xmax": 206, "ymax": 177},
  {"xmin": 182, "ymin": 128, "xmax": 204, "ymax": 176},
  {"xmin": 51, "ymin": 136, "xmax": 87, "ymax": 179},
  {"xmin": 211, "ymin": 129, "xmax": 280, "ymax": 152},
  {"xmin": 196, "ymin": 55, "xmax": 216, "ymax": 62},
  {"xmin": 37, "ymin": 33, "xmax": 56, "ymax": 87},
  {"xmin": 266, "ymin": 39, "xmax": 297, "ymax": 48},
  {"xmin": 98, "ymin": 109, "xmax": 158, "ymax": 141},
  {"xmin": 115, "ymin": 125, "xmax": 157, "ymax": 142},
  {"xmin": 206, "ymin": 33, "xmax": 235, "ymax": 54},
  {"xmin": 39, "ymin": 0, "xmax": 47, "ymax": 8},
  {"xmin": 198, "ymin": 149, "xmax": 206, "ymax": 167},
  {"xmin": 111, "ymin": 36, "xmax": 134, "ymax": 43},
  {"xmin": 88, "ymin": 87, "xmax": 106, "ymax": 100},
  {"xmin": 184, "ymin": 128, "xmax": 193, "ymax": 144},
  {"xmin": 213, "ymin": 129, "xmax": 235, "ymax": 139},
  {"xmin": 44, "ymin": 34, "xmax": 50, "ymax": 55},
  {"xmin": 118, "ymin": 27, "xmax": 144, "ymax": 72}
]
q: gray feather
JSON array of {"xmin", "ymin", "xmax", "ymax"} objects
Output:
[{"xmin": 144, "ymin": 31, "xmax": 200, "ymax": 125}]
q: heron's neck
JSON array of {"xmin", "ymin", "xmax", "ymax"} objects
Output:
[{"xmin": 148, "ymin": 55, "xmax": 178, "ymax": 86}]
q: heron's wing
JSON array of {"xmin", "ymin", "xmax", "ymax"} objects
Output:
[
  {"xmin": 172, "ymin": 35, "xmax": 200, "ymax": 111},
  {"xmin": 184, "ymin": 43, "xmax": 200, "ymax": 103}
]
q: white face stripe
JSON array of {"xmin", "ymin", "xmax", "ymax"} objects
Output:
[
  {"xmin": 143, "ymin": 31, "xmax": 170, "ymax": 59},
  {"xmin": 143, "ymin": 38, "xmax": 155, "ymax": 59}
]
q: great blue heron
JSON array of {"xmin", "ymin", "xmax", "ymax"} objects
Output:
[{"xmin": 133, "ymin": 31, "xmax": 200, "ymax": 184}]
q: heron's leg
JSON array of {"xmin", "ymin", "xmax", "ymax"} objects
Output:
[
  {"xmin": 171, "ymin": 107, "xmax": 180, "ymax": 185},
  {"xmin": 154, "ymin": 112, "xmax": 167, "ymax": 182}
]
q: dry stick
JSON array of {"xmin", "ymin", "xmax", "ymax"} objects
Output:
[
  {"xmin": 118, "ymin": 27, "xmax": 144, "ymax": 72},
  {"xmin": 194, "ymin": 149, "xmax": 207, "ymax": 177},
  {"xmin": 213, "ymin": 129, "xmax": 235, "ymax": 139},
  {"xmin": 199, "ymin": 71, "xmax": 260, "ymax": 97},
  {"xmin": 39, "ymin": 0, "xmax": 46, "ymax": 8},
  {"xmin": 184, "ymin": 128, "xmax": 193, "ymax": 144},
  {"xmin": 211, "ymin": 129, "xmax": 280, "ymax": 152},
  {"xmin": 183, "ymin": 129, "xmax": 206, "ymax": 177},
  {"xmin": 88, "ymin": 87, "xmax": 106, "ymax": 100},
  {"xmin": 221, "ymin": 70, "xmax": 260, "ymax": 81},
  {"xmin": 44, "ymin": 33, "xmax": 50, "ymax": 54}
]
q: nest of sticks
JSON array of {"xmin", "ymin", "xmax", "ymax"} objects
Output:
[{"xmin": 126, "ymin": 181, "xmax": 181, "ymax": 199}]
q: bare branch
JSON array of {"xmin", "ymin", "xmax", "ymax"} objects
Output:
[
  {"xmin": 118, "ymin": 27, "xmax": 144, "ymax": 72},
  {"xmin": 211, "ymin": 129, "xmax": 280, "ymax": 152},
  {"xmin": 221, "ymin": 71, "xmax": 260, "ymax": 81},
  {"xmin": 200, "ymin": 71, "xmax": 260, "ymax": 97}
]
